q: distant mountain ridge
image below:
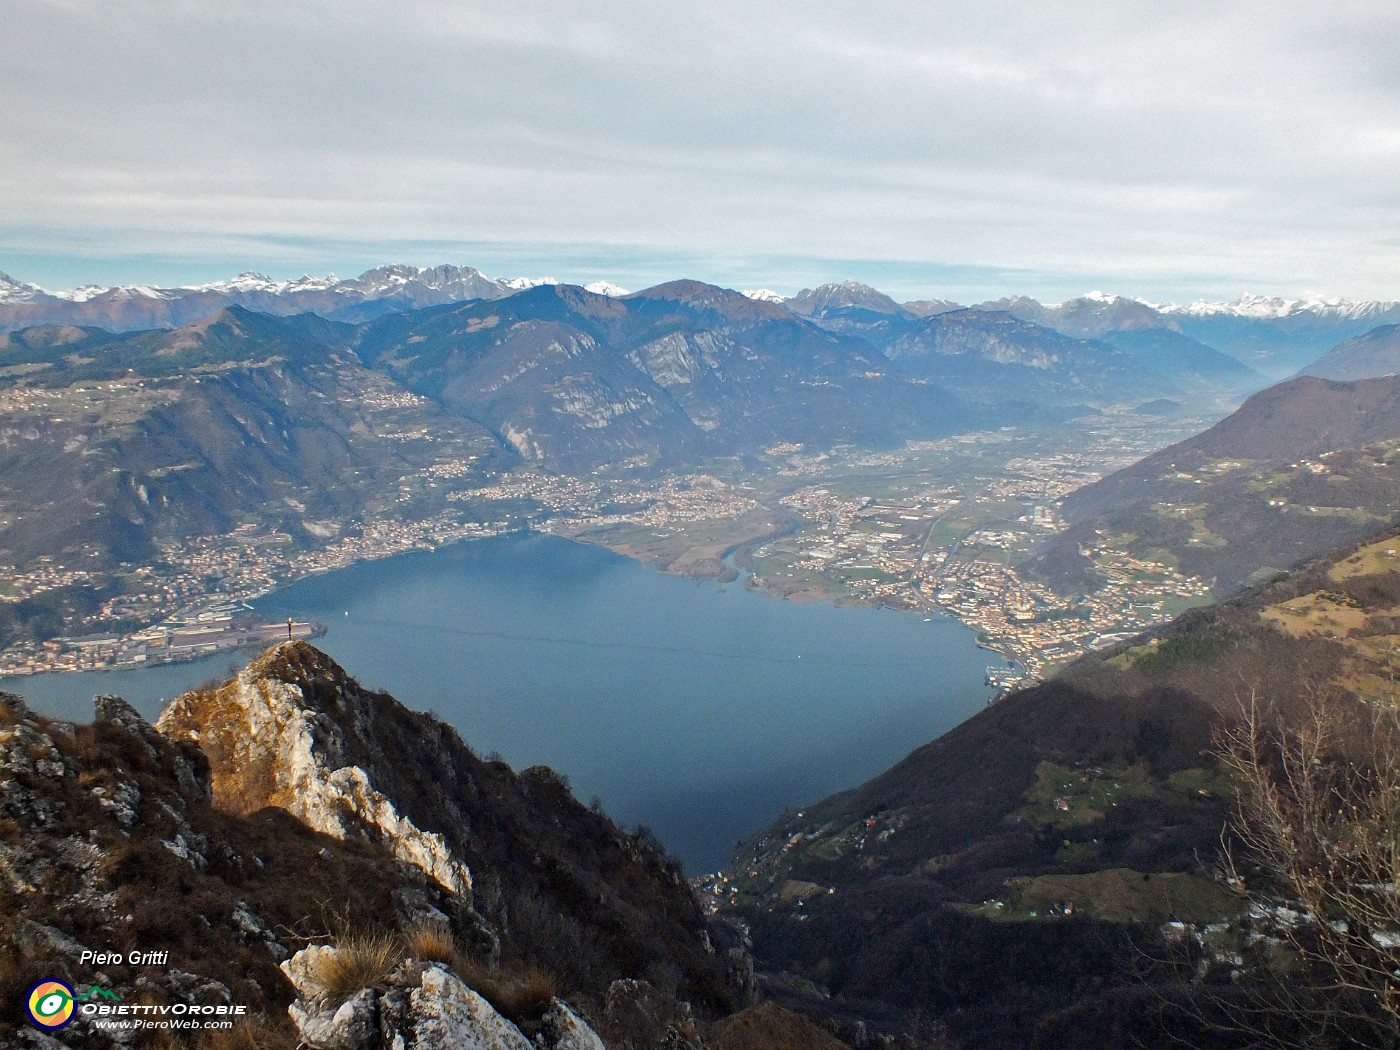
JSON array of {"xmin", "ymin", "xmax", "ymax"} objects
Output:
[
  {"xmin": 1295, "ymin": 323, "xmax": 1400, "ymax": 381},
  {"xmin": 350, "ymin": 280, "xmax": 993, "ymax": 473},
  {"xmin": 0, "ymin": 265, "xmax": 630, "ymax": 333},
  {"xmin": 1028, "ymin": 373, "xmax": 1400, "ymax": 594},
  {"xmin": 7, "ymin": 263, "xmax": 1399, "ymax": 381},
  {"xmin": 0, "ymin": 307, "xmax": 506, "ymax": 574}
]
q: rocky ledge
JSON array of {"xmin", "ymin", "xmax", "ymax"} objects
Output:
[{"xmin": 0, "ymin": 642, "xmax": 782, "ymax": 1049}]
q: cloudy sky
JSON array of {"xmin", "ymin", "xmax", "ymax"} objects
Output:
[{"xmin": 4, "ymin": 0, "xmax": 1400, "ymax": 301}]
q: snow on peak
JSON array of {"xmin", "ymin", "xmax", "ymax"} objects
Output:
[
  {"xmin": 499, "ymin": 276, "xmax": 560, "ymax": 291},
  {"xmin": 62, "ymin": 285, "xmax": 110, "ymax": 303},
  {"xmin": 1079, "ymin": 290, "xmax": 1120, "ymax": 304},
  {"xmin": 184, "ymin": 272, "xmax": 332, "ymax": 295},
  {"xmin": 1155, "ymin": 294, "xmax": 1400, "ymax": 320},
  {"xmin": 583, "ymin": 281, "xmax": 629, "ymax": 297},
  {"xmin": 0, "ymin": 272, "xmax": 50, "ymax": 304},
  {"xmin": 742, "ymin": 289, "xmax": 788, "ymax": 303}
]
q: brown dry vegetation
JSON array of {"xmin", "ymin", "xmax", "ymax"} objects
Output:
[
  {"xmin": 401, "ymin": 919, "xmax": 458, "ymax": 965},
  {"xmin": 454, "ymin": 958, "xmax": 559, "ymax": 1027},
  {"xmin": 309, "ymin": 929, "xmax": 402, "ymax": 1005},
  {"xmin": 707, "ymin": 1001, "xmax": 850, "ymax": 1050}
]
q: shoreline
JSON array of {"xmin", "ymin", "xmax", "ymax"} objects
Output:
[{"xmin": 0, "ymin": 523, "xmax": 1033, "ymax": 688}]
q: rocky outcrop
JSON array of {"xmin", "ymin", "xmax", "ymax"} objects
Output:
[
  {"xmin": 158, "ymin": 651, "xmax": 474, "ymax": 897},
  {"xmin": 280, "ymin": 945, "xmax": 605, "ymax": 1050},
  {"xmin": 156, "ymin": 643, "xmax": 736, "ymax": 1010},
  {"xmin": 1, "ymin": 643, "xmax": 742, "ymax": 1049}
]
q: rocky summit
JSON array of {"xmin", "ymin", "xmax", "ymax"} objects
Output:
[{"xmin": 0, "ymin": 642, "xmax": 856, "ymax": 1050}]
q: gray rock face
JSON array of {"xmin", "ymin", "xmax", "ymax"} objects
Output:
[
  {"xmin": 409, "ymin": 966, "xmax": 533, "ymax": 1050},
  {"xmin": 93, "ymin": 694, "xmax": 151, "ymax": 732},
  {"xmin": 290, "ymin": 987, "xmax": 381, "ymax": 1050},
  {"xmin": 541, "ymin": 999, "xmax": 608, "ymax": 1050},
  {"xmin": 11, "ymin": 919, "xmax": 89, "ymax": 961},
  {"xmin": 280, "ymin": 948, "xmax": 606, "ymax": 1050}
]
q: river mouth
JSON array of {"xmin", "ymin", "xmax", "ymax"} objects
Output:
[{"xmin": 5, "ymin": 533, "xmax": 1001, "ymax": 872}]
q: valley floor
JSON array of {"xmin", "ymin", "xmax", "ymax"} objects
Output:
[{"xmin": 0, "ymin": 412, "xmax": 1220, "ymax": 682}]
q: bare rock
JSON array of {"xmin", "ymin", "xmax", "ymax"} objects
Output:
[
  {"xmin": 409, "ymin": 965, "xmax": 533, "ymax": 1050},
  {"xmin": 291, "ymin": 986, "xmax": 380, "ymax": 1050},
  {"xmin": 280, "ymin": 944, "xmax": 344, "ymax": 1006},
  {"xmin": 11, "ymin": 919, "xmax": 88, "ymax": 961},
  {"xmin": 541, "ymin": 998, "xmax": 607, "ymax": 1050},
  {"xmin": 0, "ymin": 690, "xmax": 29, "ymax": 721}
]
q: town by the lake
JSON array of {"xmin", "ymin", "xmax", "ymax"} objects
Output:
[{"xmin": 0, "ymin": 411, "xmax": 1219, "ymax": 686}]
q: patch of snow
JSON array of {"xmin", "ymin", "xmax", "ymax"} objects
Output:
[
  {"xmin": 583, "ymin": 281, "xmax": 629, "ymax": 297},
  {"xmin": 498, "ymin": 275, "xmax": 560, "ymax": 291},
  {"xmin": 1152, "ymin": 294, "xmax": 1400, "ymax": 321}
]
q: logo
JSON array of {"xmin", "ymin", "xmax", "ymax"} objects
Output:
[{"xmin": 25, "ymin": 979, "xmax": 75, "ymax": 1030}]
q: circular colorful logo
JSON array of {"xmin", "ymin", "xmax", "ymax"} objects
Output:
[{"xmin": 26, "ymin": 979, "xmax": 75, "ymax": 1030}]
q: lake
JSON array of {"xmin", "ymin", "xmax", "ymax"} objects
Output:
[{"xmin": 4, "ymin": 533, "xmax": 1000, "ymax": 872}]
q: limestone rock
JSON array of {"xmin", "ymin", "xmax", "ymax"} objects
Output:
[
  {"xmin": 291, "ymin": 987, "xmax": 380, "ymax": 1050},
  {"xmin": 280, "ymin": 944, "xmax": 344, "ymax": 1005},
  {"xmin": 158, "ymin": 644, "xmax": 473, "ymax": 898},
  {"xmin": 542, "ymin": 998, "xmax": 607, "ymax": 1050},
  {"xmin": 11, "ymin": 919, "xmax": 88, "ymax": 960},
  {"xmin": 409, "ymin": 965, "xmax": 533, "ymax": 1050},
  {"xmin": 280, "ymin": 947, "xmax": 608, "ymax": 1050}
]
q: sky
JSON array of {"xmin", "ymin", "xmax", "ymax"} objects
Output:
[{"xmin": 4, "ymin": 0, "xmax": 1400, "ymax": 303}]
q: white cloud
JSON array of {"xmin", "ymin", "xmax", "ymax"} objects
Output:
[{"xmin": 3, "ymin": 0, "xmax": 1400, "ymax": 299}]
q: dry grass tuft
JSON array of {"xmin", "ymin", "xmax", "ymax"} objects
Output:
[
  {"xmin": 457, "ymin": 958, "xmax": 558, "ymax": 1024},
  {"xmin": 402, "ymin": 919, "xmax": 458, "ymax": 965},
  {"xmin": 310, "ymin": 928, "xmax": 402, "ymax": 1004}
]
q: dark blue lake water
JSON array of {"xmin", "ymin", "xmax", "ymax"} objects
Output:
[{"xmin": 6, "ymin": 534, "xmax": 999, "ymax": 871}]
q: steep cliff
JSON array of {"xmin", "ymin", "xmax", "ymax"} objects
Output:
[
  {"xmin": 0, "ymin": 643, "xmax": 765, "ymax": 1049},
  {"xmin": 157, "ymin": 643, "xmax": 737, "ymax": 1010}
]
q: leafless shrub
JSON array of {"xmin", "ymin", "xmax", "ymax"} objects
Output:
[{"xmin": 1214, "ymin": 684, "xmax": 1400, "ymax": 1046}]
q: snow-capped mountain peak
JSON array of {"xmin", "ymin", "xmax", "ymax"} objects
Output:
[
  {"xmin": 0, "ymin": 272, "xmax": 50, "ymax": 305},
  {"xmin": 583, "ymin": 281, "xmax": 629, "ymax": 297},
  {"xmin": 498, "ymin": 276, "xmax": 560, "ymax": 291},
  {"xmin": 786, "ymin": 280, "xmax": 904, "ymax": 316},
  {"xmin": 184, "ymin": 272, "xmax": 338, "ymax": 295},
  {"xmin": 742, "ymin": 288, "xmax": 788, "ymax": 303},
  {"xmin": 1153, "ymin": 293, "xmax": 1400, "ymax": 321}
]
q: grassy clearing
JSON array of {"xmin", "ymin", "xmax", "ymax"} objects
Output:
[
  {"xmin": 972, "ymin": 868, "xmax": 1243, "ymax": 924},
  {"xmin": 1262, "ymin": 592, "xmax": 1369, "ymax": 639},
  {"xmin": 1014, "ymin": 761, "xmax": 1155, "ymax": 828},
  {"xmin": 1330, "ymin": 536, "xmax": 1400, "ymax": 581},
  {"xmin": 1165, "ymin": 766, "xmax": 1236, "ymax": 800}
]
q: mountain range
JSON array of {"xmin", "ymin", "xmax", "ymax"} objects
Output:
[
  {"xmin": 4, "ymin": 267, "xmax": 1398, "ymax": 601},
  {"xmin": 1295, "ymin": 323, "xmax": 1400, "ymax": 381},
  {"xmin": 0, "ymin": 309, "xmax": 505, "ymax": 578},
  {"xmin": 6, "ymin": 265, "xmax": 1399, "ymax": 381},
  {"xmin": 1028, "ymin": 373, "xmax": 1400, "ymax": 594},
  {"xmin": 0, "ymin": 265, "xmax": 629, "ymax": 333},
  {"xmin": 349, "ymin": 280, "xmax": 997, "ymax": 473},
  {"xmin": 10, "ymin": 276, "xmax": 1250, "ymax": 583}
]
